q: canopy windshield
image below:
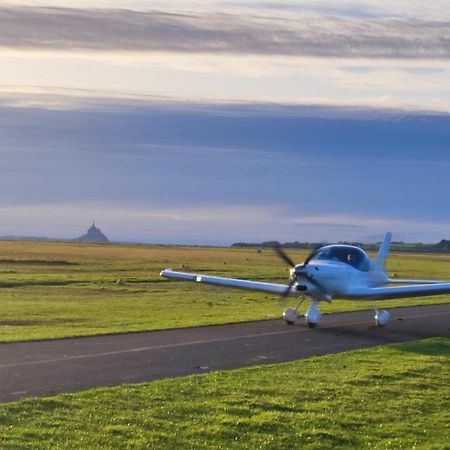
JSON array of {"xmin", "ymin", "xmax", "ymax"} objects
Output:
[{"xmin": 310, "ymin": 245, "xmax": 371, "ymax": 272}]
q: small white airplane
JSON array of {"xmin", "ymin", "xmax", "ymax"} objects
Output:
[{"xmin": 161, "ymin": 232, "xmax": 450, "ymax": 328}]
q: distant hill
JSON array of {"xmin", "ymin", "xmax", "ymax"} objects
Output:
[
  {"xmin": 231, "ymin": 239, "xmax": 450, "ymax": 253},
  {"xmin": 73, "ymin": 223, "xmax": 109, "ymax": 244},
  {"xmin": 0, "ymin": 235, "xmax": 57, "ymax": 242}
]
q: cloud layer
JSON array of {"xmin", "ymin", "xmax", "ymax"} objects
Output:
[
  {"xmin": 1, "ymin": 98, "xmax": 449, "ymax": 243},
  {"xmin": 1, "ymin": 7, "xmax": 449, "ymax": 58},
  {"xmin": 2, "ymin": 3, "xmax": 450, "ymax": 244}
]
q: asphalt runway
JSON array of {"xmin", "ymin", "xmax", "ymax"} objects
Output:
[{"xmin": 0, "ymin": 303, "xmax": 449, "ymax": 403}]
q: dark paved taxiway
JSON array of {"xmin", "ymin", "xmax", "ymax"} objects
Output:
[{"xmin": 0, "ymin": 303, "xmax": 449, "ymax": 403}]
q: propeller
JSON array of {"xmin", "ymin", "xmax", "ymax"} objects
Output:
[
  {"xmin": 302, "ymin": 249, "xmax": 318, "ymax": 266},
  {"xmin": 273, "ymin": 245, "xmax": 321, "ymax": 305},
  {"xmin": 273, "ymin": 246, "xmax": 296, "ymax": 268}
]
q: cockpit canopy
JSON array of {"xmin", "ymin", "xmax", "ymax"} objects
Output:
[{"xmin": 309, "ymin": 245, "xmax": 372, "ymax": 272}]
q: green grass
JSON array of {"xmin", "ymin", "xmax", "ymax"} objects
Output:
[
  {"xmin": 1, "ymin": 240, "xmax": 450, "ymax": 342},
  {"xmin": 0, "ymin": 337, "xmax": 448, "ymax": 449}
]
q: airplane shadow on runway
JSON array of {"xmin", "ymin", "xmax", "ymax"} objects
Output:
[{"xmin": 312, "ymin": 317, "xmax": 450, "ymax": 357}]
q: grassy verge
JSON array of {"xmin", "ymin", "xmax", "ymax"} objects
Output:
[
  {"xmin": 1, "ymin": 240, "xmax": 450, "ymax": 342},
  {"xmin": 0, "ymin": 337, "xmax": 448, "ymax": 449}
]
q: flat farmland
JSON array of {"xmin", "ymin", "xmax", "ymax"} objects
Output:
[{"xmin": 1, "ymin": 240, "xmax": 450, "ymax": 342}]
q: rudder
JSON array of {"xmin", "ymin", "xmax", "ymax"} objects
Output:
[{"xmin": 374, "ymin": 232, "xmax": 392, "ymax": 271}]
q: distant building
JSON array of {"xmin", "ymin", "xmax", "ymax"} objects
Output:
[{"xmin": 74, "ymin": 222, "xmax": 109, "ymax": 243}]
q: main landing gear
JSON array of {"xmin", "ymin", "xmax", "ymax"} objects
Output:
[
  {"xmin": 283, "ymin": 302, "xmax": 392, "ymax": 328},
  {"xmin": 283, "ymin": 299, "xmax": 321, "ymax": 328}
]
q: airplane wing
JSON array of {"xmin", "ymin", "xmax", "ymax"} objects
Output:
[
  {"xmin": 160, "ymin": 269, "xmax": 297, "ymax": 296},
  {"xmin": 346, "ymin": 283, "xmax": 450, "ymax": 300},
  {"xmin": 161, "ymin": 270, "xmax": 450, "ymax": 301}
]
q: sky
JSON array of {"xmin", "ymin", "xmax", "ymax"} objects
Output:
[{"xmin": 1, "ymin": 1, "xmax": 450, "ymax": 245}]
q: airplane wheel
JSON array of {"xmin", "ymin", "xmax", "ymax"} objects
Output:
[
  {"xmin": 283, "ymin": 307, "xmax": 298, "ymax": 325},
  {"xmin": 307, "ymin": 321, "xmax": 318, "ymax": 329},
  {"xmin": 374, "ymin": 309, "xmax": 390, "ymax": 327}
]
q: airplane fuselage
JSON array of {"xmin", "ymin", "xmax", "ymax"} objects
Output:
[{"xmin": 292, "ymin": 245, "xmax": 389, "ymax": 300}]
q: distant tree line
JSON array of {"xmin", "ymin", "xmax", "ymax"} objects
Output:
[{"xmin": 231, "ymin": 239, "xmax": 450, "ymax": 253}]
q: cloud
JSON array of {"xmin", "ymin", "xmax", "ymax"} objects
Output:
[
  {"xmin": 5, "ymin": 1, "xmax": 450, "ymax": 22},
  {"xmin": 2, "ymin": 85, "xmax": 450, "ymax": 118},
  {"xmin": 228, "ymin": 0, "xmax": 450, "ymax": 21},
  {"xmin": 1, "ymin": 6, "xmax": 449, "ymax": 58},
  {"xmin": 285, "ymin": 213, "xmax": 450, "ymax": 243},
  {"xmin": 2, "ymin": 51, "xmax": 450, "ymax": 113},
  {"xmin": 0, "ymin": 97, "xmax": 449, "ymax": 244}
]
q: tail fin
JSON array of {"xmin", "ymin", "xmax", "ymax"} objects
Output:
[{"xmin": 374, "ymin": 232, "xmax": 391, "ymax": 271}]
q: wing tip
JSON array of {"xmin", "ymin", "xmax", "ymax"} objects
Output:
[{"xmin": 160, "ymin": 268, "xmax": 172, "ymax": 277}]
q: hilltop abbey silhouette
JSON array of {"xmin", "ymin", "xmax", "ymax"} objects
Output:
[{"xmin": 74, "ymin": 222, "xmax": 109, "ymax": 243}]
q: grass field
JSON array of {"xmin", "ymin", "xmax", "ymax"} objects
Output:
[
  {"xmin": 0, "ymin": 337, "xmax": 448, "ymax": 449},
  {"xmin": 1, "ymin": 240, "xmax": 450, "ymax": 342}
]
